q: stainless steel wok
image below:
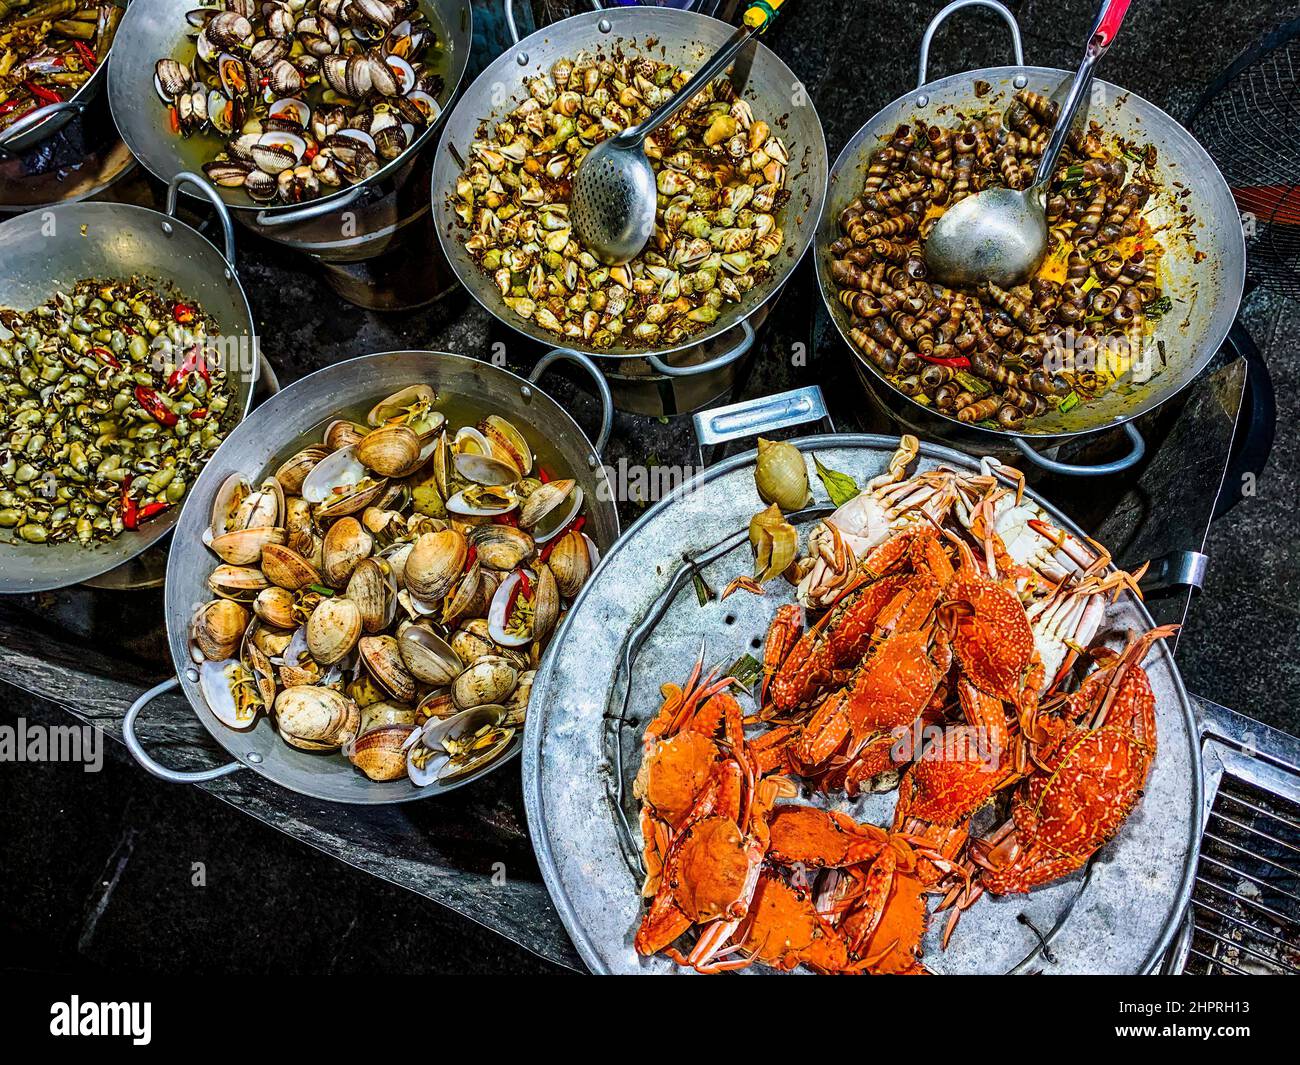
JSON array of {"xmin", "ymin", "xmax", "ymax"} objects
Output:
[
  {"xmin": 123, "ymin": 348, "xmax": 620, "ymax": 805},
  {"xmin": 107, "ymin": 0, "xmax": 471, "ymax": 241},
  {"xmin": 524, "ymin": 386, "xmax": 1201, "ymax": 974},
  {"xmin": 432, "ymin": 2, "xmax": 827, "ymax": 408},
  {"xmin": 816, "ymin": 0, "xmax": 1246, "ymax": 475},
  {"xmin": 0, "ymin": 173, "xmax": 259, "ymax": 593},
  {"xmin": 0, "ymin": 1, "xmax": 126, "ymax": 158}
]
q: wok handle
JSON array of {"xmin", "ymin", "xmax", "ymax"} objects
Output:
[
  {"xmin": 530, "ymin": 348, "xmax": 614, "ymax": 456},
  {"xmin": 917, "ymin": 0, "xmax": 1025, "ymax": 88},
  {"xmin": 0, "ymin": 99, "xmax": 84, "ymax": 158},
  {"xmin": 166, "ymin": 172, "xmax": 237, "ymax": 269},
  {"xmin": 504, "ymin": 0, "xmax": 523, "ymax": 45},
  {"xmin": 1010, "ymin": 421, "xmax": 1145, "ymax": 476},
  {"xmin": 692, "ymin": 385, "xmax": 831, "ymax": 462},
  {"xmin": 254, "ymin": 185, "xmax": 363, "ymax": 229},
  {"xmin": 645, "ymin": 319, "xmax": 756, "ymax": 379},
  {"xmin": 123, "ymin": 677, "xmax": 244, "ymax": 784}
]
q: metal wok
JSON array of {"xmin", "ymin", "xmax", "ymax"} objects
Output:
[
  {"xmin": 432, "ymin": 2, "xmax": 827, "ymax": 408},
  {"xmin": 107, "ymin": 0, "xmax": 471, "ymax": 241},
  {"xmin": 123, "ymin": 348, "xmax": 619, "ymax": 805},
  {"xmin": 0, "ymin": 173, "xmax": 258, "ymax": 593},
  {"xmin": 816, "ymin": 0, "xmax": 1245, "ymax": 475},
  {"xmin": 0, "ymin": 0, "xmax": 126, "ymax": 158}
]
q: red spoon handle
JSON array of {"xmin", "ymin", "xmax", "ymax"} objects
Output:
[{"xmin": 1094, "ymin": 0, "xmax": 1131, "ymax": 48}]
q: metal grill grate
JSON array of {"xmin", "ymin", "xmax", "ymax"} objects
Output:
[
  {"xmin": 1188, "ymin": 16, "xmax": 1300, "ymax": 299},
  {"xmin": 1185, "ymin": 779, "xmax": 1300, "ymax": 974}
]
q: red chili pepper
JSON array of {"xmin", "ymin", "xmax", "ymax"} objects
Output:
[
  {"xmin": 303, "ymin": 143, "xmax": 319, "ymax": 163},
  {"xmin": 537, "ymin": 466, "xmax": 552, "ymax": 484},
  {"xmin": 135, "ymin": 501, "xmax": 172, "ymax": 525},
  {"xmin": 25, "ymin": 81, "xmax": 63, "ymax": 106},
  {"xmin": 72, "ymin": 41, "xmax": 98, "ymax": 71},
  {"xmin": 190, "ymin": 408, "xmax": 208, "ymax": 421},
  {"xmin": 0, "ymin": 99, "xmax": 29, "ymax": 117},
  {"xmin": 90, "ymin": 345, "xmax": 121, "ymax": 369},
  {"xmin": 171, "ymin": 301, "xmax": 196, "ymax": 324},
  {"xmin": 120, "ymin": 477, "xmax": 139, "ymax": 530},
  {"xmin": 168, "ymin": 106, "xmax": 180, "ymax": 134},
  {"xmin": 504, "ymin": 571, "xmax": 532, "ymax": 626},
  {"xmin": 496, "ymin": 511, "xmax": 519, "ymax": 528},
  {"xmin": 135, "ymin": 386, "xmax": 178, "ymax": 427},
  {"xmin": 166, "ymin": 344, "xmax": 210, "ymax": 393},
  {"xmin": 918, "ymin": 353, "xmax": 971, "ymax": 369},
  {"xmin": 465, "ymin": 545, "xmax": 477, "ymax": 568},
  {"xmin": 539, "ymin": 515, "xmax": 586, "ymax": 562}
]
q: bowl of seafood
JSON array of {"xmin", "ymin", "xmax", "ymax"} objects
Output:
[
  {"xmin": 0, "ymin": 0, "xmax": 124, "ymax": 156},
  {"xmin": 432, "ymin": 4, "xmax": 827, "ymax": 372},
  {"xmin": 107, "ymin": 0, "xmax": 470, "ymax": 223},
  {"xmin": 523, "ymin": 397, "xmax": 1200, "ymax": 973},
  {"xmin": 0, "ymin": 180, "xmax": 257, "ymax": 593},
  {"xmin": 125, "ymin": 349, "xmax": 618, "ymax": 804},
  {"xmin": 816, "ymin": 0, "xmax": 1243, "ymax": 472}
]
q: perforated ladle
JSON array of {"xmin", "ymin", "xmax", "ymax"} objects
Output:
[
  {"xmin": 925, "ymin": 0, "xmax": 1131, "ymax": 288},
  {"xmin": 570, "ymin": 0, "xmax": 788, "ymax": 266}
]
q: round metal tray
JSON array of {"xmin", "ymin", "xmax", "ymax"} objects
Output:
[{"xmin": 523, "ymin": 435, "xmax": 1201, "ymax": 974}]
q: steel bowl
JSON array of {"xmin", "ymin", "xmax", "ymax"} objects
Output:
[
  {"xmin": 816, "ymin": 0, "xmax": 1246, "ymax": 475},
  {"xmin": 123, "ymin": 348, "xmax": 619, "ymax": 805},
  {"xmin": 431, "ymin": 3, "xmax": 827, "ymax": 405},
  {"xmin": 0, "ymin": 173, "xmax": 258, "ymax": 593}
]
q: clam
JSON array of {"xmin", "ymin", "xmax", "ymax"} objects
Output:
[
  {"xmin": 452, "ymin": 618, "xmax": 530, "ymax": 670},
  {"xmin": 547, "ymin": 528, "xmax": 591, "ymax": 597},
  {"xmin": 245, "ymin": 170, "xmax": 278, "ymax": 202},
  {"xmin": 192, "ymin": 599, "xmax": 251, "ymax": 661},
  {"xmin": 470, "ymin": 524, "xmax": 535, "ymax": 571},
  {"xmin": 416, "ymin": 689, "xmax": 457, "ymax": 722},
  {"xmin": 397, "ymin": 621, "xmax": 464, "ymax": 686},
  {"xmin": 356, "ymin": 424, "xmax": 425, "ymax": 479},
  {"xmin": 252, "ymin": 586, "xmax": 297, "ymax": 629},
  {"xmin": 204, "ymin": 159, "xmax": 252, "ymax": 187},
  {"xmin": 207, "ymin": 91, "xmax": 243, "ymax": 137},
  {"xmin": 359, "ymin": 634, "xmax": 417, "ymax": 703},
  {"xmin": 504, "ymin": 670, "xmax": 535, "ymax": 727},
  {"xmin": 218, "ymin": 52, "xmax": 255, "ymax": 102},
  {"xmin": 240, "ymin": 625, "xmax": 279, "ymax": 710},
  {"xmin": 305, "ymin": 596, "xmax": 362, "ymax": 665},
  {"xmin": 404, "ymin": 528, "xmax": 467, "ymax": 603},
  {"xmin": 321, "ymin": 516, "xmax": 373, "ymax": 587},
  {"xmin": 301, "ymin": 445, "xmax": 389, "ymax": 519},
  {"xmin": 210, "ymin": 525, "xmax": 285, "ymax": 566},
  {"xmin": 208, "ymin": 563, "xmax": 270, "ymax": 600},
  {"xmin": 445, "ymin": 485, "xmax": 517, "ymax": 518},
  {"xmin": 275, "ymin": 686, "xmax": 360, "ymax": 752},
  {"xmin": 252, "ymin": 131, "xmax": 305, "ymax": 174},
  {"xmin": 452, "ymin": 426, "xmax": 519, "ymax": 485},
  {"xmin": 441, "ymin": 562, "xmax": 496, "ymax": 628},
  {"xmin": 346, "ymin": 557, "xmax": 397, "ymax": 633},
  {"xmin": 520, "ymin": 479, "xmax": 583, "ymax": 542},
  {"xmin": 154, "ymin": 58, "xmax": 191, "ymax": 100},
  {"xmin": 480, "ymin": 415, "xmax": 533, "ymax": 477},
  {"xmin": 277, "ymin": 626, "xmax": 322, "ymax": 687},
  {"xmin": 268, "ymin": 96, "xmax": 310, "ymax": 128},
  {"xmin": 324, "ymin": 419, "xmax": 368, "ymax": 451},
  {"xmin": 260, "ymin": 542, "xmax": 322, "ymax": 591},
  {"xmin": 367, "ymin": 385, "xmax": 439, "ymax": 429},
  {"xmin": 452, "ymin": 654, "xmax": 519, "ymax": 710},
  {"xmin": 359, "ymin": 700, "xmax": 417, "ymax": 733},
  {"xmin": 275, "ymin": 446, "xmax": 329, "ymax": 495},
  {"xmin": 249, "ymin": 35, "xmax": 290, "ymax": 69},
  {"xmin": 406, "ymin": 705, "xmax": 513, "ymax": 787},
  {"xmin": 284, "ymin": 496, "xmax": 317, "ymax": 559},
  {"xmin": 530, "ymin": 564, "xmax": 561, "ymax": 645},
  {"xmin": 199, "ymin": 659, "xmax": 261, "ymax": 730},
  {"xmin": 347, "ymin": 723, "xmax": 418, "ymax": 781}
]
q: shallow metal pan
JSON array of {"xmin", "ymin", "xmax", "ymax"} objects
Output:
[
  {"xmin": 816, "ymin": 0, "xmax": 1245, "ymax": 475},
  {"xmin": 0, "ymin": 173, "xmax": 258, "ymax": 593},
  {"xmin": 123, "ymin": 348, "xmax": 619, "ymax": 805},
  {"xmin": 523, "ymin": 387, "xmax": 1200, "ymax": 973}
]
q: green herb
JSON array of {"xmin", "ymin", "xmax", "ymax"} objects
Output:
[
  {"xmin": 308, "ymin": 583, "xmax": 335, "ymax": 597},
  {"xmin": 726, "ymin": 653, "xmax": 763, "ymax": 692},
  {"xmin": 1058, "ymin": 391, "xmax": 1080, "ymax": 414},
  {"xmin": 954, "ymin": 370, "xmax": 991, "ymax": 397},
  {"xmin": 693, "ymin": 570, "xmax": 712, "ymax": 606},
  {"xmin": 812, "ymin": 454, "xmax": 859, "ymax": 507},
  {"xmin": 1143, "ymin": 294, "xmax": 1173, "ymax": 321}
]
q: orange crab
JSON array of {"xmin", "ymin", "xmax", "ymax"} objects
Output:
[{"xmin": 971, "ymin": 625, "xmax": 1177, "ymax": 895}]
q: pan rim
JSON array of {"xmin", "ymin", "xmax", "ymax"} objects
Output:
[
  {"xmin": 817, "ymin": 64, "xmax": 1247, "ymax": 442},
  {"xmin": 523, "ymin": 431, "xmax": 1202, "ymax": 974},
  {"xmin": 0, "ymin": 199, "xmax": 257, "ymax": 593},
  {"xmin": 430, "ymin": 5, "xmax": 829, "ymax": 364}
]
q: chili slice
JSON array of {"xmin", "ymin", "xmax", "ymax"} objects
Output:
[{"xmin": 135, "ymin": 386, "xmax": 179, "ymax": 427}]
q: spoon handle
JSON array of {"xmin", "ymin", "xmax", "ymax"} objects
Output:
[
  {"xmin": 1030, "ymin": 0, "xmax": 1131, "ymax": 192},
  {"xmin": 620, "ymin": 0, "xmax": 788, "ymax": 147}
]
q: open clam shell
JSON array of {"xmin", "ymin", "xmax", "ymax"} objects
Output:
[
  {"xmin": 405, "ymin": 704, "xmax": 512, "ymax": 787},
  {"xmin": 520, "ymin": 480, "xmax": 583, "ymax": 542},
  {"xmin": 199, "ymin": 658, "xmax": 261, "ymax": 731},
  {"xmin": 397, "ymin": 621, "xmax": 464, "ymax": 685},
  {"xmin": 452, "ymin": 426, "xmax": 520, "ymax": 485},
  {"xmin": 445, "ymin": 485, "xmax": 517, "ymax": 517}
]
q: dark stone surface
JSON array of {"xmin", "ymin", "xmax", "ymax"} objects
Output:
[{"xmin": 3, "ymin": 0, "xmax": 1299, "ymax": 975}]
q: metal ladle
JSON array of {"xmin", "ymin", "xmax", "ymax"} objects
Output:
[
  {"xmin": 925, "ymin": 0, "xmax": 1131, "ymax": 288},
  {"xmin": 570, "ymin": 0, "xmax": 789, "ymax": 266}
]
